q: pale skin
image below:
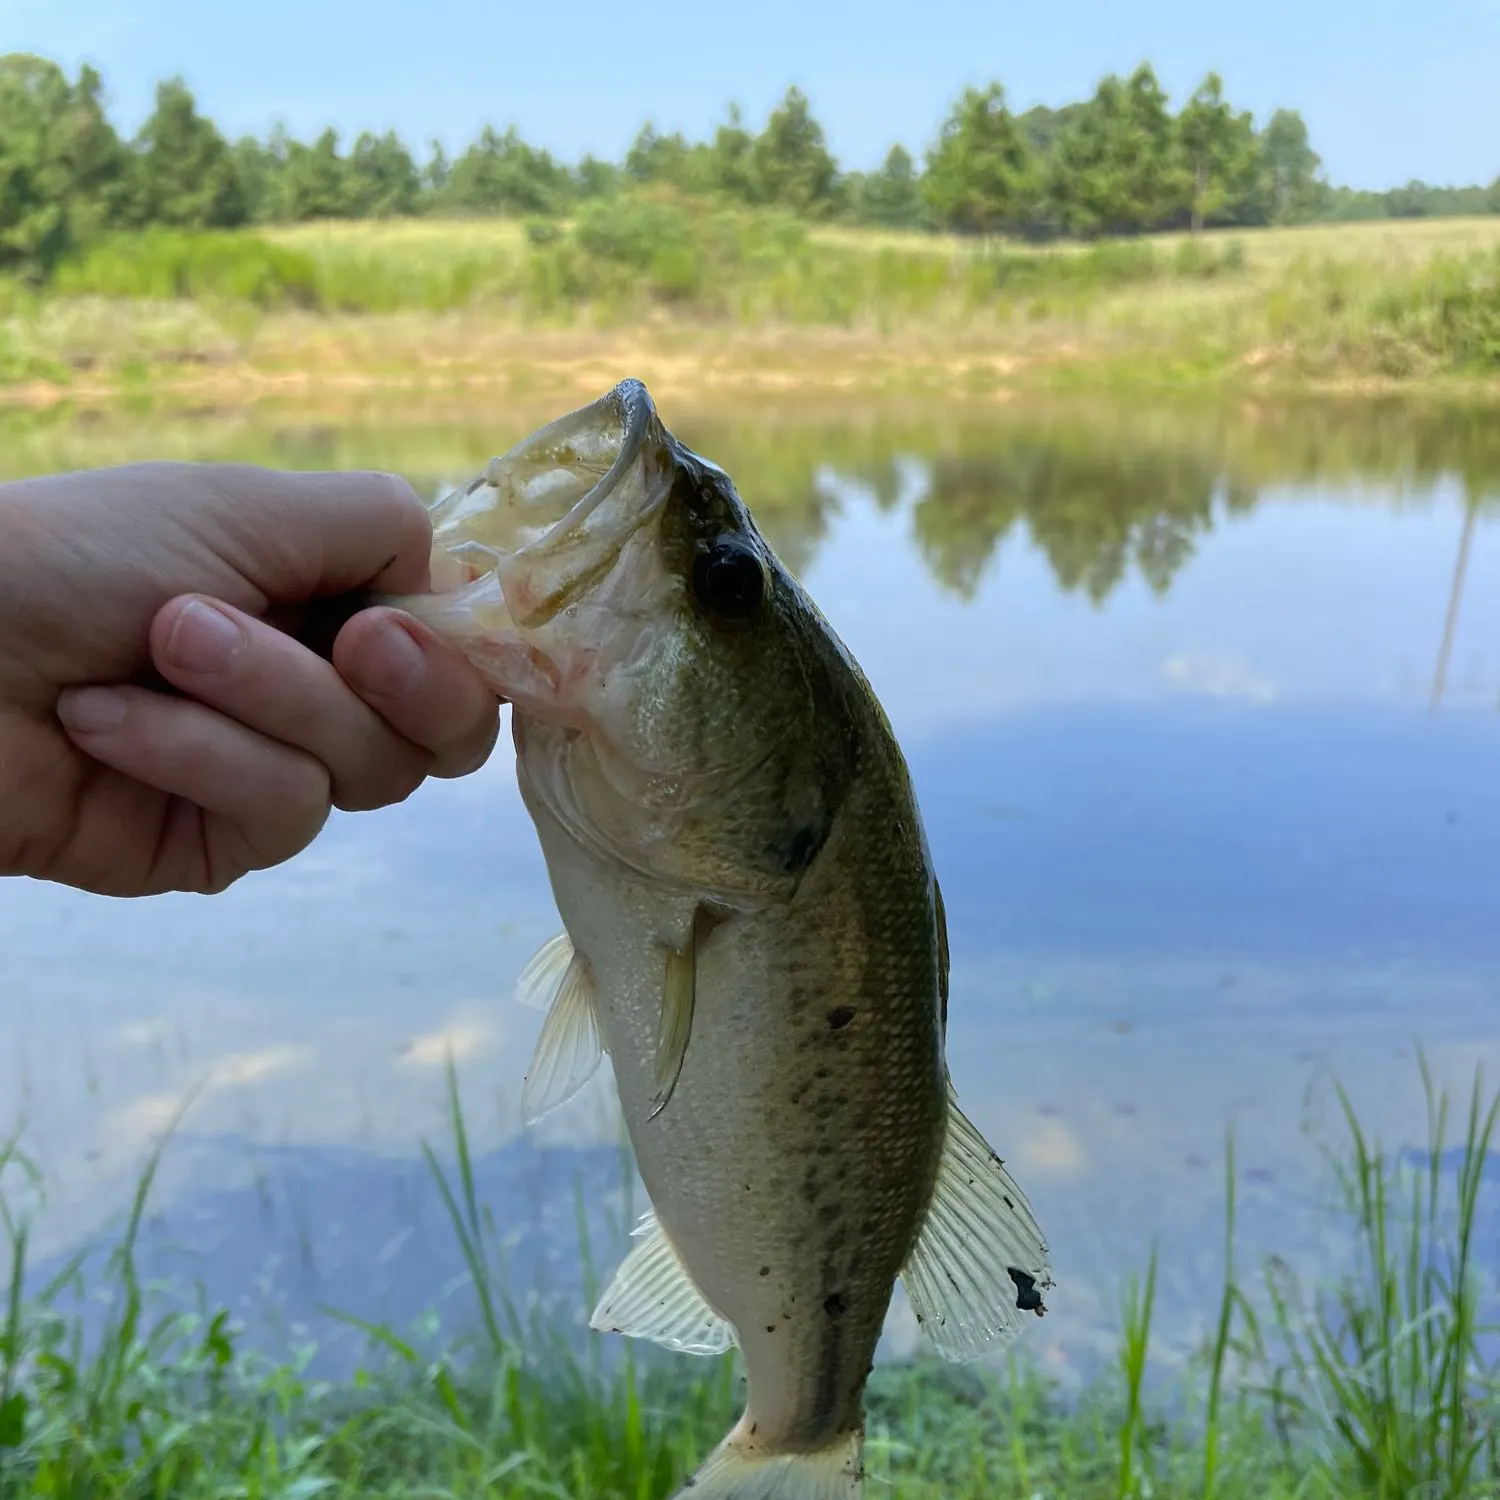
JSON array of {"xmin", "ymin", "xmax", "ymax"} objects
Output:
[{"xmin": 0, "ymin": 462, "xmax": 504, "ymax": 897}]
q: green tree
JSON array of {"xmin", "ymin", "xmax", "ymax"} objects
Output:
[
  {"xmin": 575, "ymin": 153, "xmax": 619, "ymax": 199},
  {"xmin": 751, "ymin": 87, "xmax": 837, "ymax": 215},
  {"xmin": 1016, "ymin": 102, "xmax": 1084, "ymax": 160},
  {"xmin": 445, "ymin": 125, "xmax": 571, "ymax": 214},
  {"xmin": 346, "ymin": 129, "xmax": 420, "ymax": 217},
  {"xmin": 230, "ymin": 135, "xmax": 276, "ymax": 222},
  {"xmin": 1488, "ymin": 175, "xmax": 1500, "ymax": 214},
  {"xmin": 0, "ymin": 54, "xmax": 129, "ymax": 274},
  {"xmin": 423, "ymin": 140, "xmax": 451, "ymax": 199},
  {"xmin": 1259, "ymin": 108, "xmax": 1325, "ymax": 224},
  {"xmin": 132, "ymin": 76, "xmax": 246, "ymax": 228},
  {"xmin": 1048, "ymin": 64, "xmax": 1178, "ymax": 236},
  {"xmin": 60, "ymin": 64, "xmax": 129, "ymax": 242},
  {"xmin": 624, "ymin": 123, "xmax": 691, "ymax": 185},
  {"xmin": 858, "ymin": 144, "xmax": 923, "ymax": 227},
  {"xmin": 922, "ymin": 83, "xmax": 1035, "ymax": 236},
  {"xmin": 1176, "ymin": 73, "xmax": 1263, "ymax": 231},
  {"xmin": 710, "ymin": 103, "xmax": 757, "ymax": 202},
  {"xmin": 275, "ymin": 128, "xmax": 350, "ymax": 220}
]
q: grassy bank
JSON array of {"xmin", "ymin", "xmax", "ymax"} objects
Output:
[
  {"xmin": 2, "ymin": 1054, "xmax": 1498, "ymax": 1498},
  {"xmin": 2, "ymin": 211, "xmax": 1499, "ymax": 407}
]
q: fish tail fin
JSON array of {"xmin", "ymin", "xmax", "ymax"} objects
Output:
[{"xmin": 671, "ymin": 1421, "xmax": 863, "ymax": 1500}]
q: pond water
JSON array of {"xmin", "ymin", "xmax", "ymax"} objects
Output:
[{"xmin": 2, "ymin": 393, "xmax": 1499, "ymax": 1388}]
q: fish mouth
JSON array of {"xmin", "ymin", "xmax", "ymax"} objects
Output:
[
  {"xmin": 422, "ymin": 378, "xmax": 671, "ymax": 630},
  {"xmin": 376, "ymin": 379, "xmax": 680, "ymax": 718}
]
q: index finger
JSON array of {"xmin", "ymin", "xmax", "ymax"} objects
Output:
[{"xmin": 200, "ymin": 465, "xmax": 437, "ymax": 603}]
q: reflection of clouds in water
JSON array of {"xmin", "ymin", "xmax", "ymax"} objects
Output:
[
  {"xmin": 397, "ymin": 1013, "xmax": 499, "ymax": 1067},
  {"xmin": 1161, "ymin": 651, "xmax": 1277, "ymax": 704},
  {"xmin": 1017, "ymin": 1117, "xmax": 1087, "ymax": 1174},
  {"xmin": 103, "ymin": 1043, "xmax": 315, "ymax": 1152}
]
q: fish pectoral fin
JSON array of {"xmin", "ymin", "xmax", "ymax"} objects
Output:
[
  {"xmin": 590, "ymin": 1209, "xmax": 736, "ymax": 1357},
  {"xmin": 900, "ymin": 1084, "xmax": 1055, "ymax": 1362},
  {"xmin": 671, "ymin": 1423, "xmax": 864, "ymax": 1500},
  {"xmin": 649, "ymin": 941, "xmax": 696, "ymax": 1119},
  {"xmin": 519, "ymin": 941, "xmax": 604, "ymax": 1126},
  {"xmin": 515, "ymin": 931, "xmax": 575, "ymax": 1011}
]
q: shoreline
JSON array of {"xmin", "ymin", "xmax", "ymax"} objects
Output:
[{"xmin": 5, "ymin": 325, "xmax": 1500, "ymax": 418}]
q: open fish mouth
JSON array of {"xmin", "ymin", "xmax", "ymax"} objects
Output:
[
  {"xmin": 419, "ymin": 378, "xmax": 671, "ymax": 630},
  {"xmin": 375, "ymin": 378, "xmax": 683, "ymax": 718}
]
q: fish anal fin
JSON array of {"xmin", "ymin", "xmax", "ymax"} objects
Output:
[
  {"xmin": 670, "ymin": 1424, "xmax": 864, "ymax": 1500},
  {"xmin": 901, "ymin": 1084, "xmax": 1054, "ymax": 1362},
  {"xmin": 590, "ymin": 1209, "xmax": 736, "ymax": 1357},
  {"xmin": 519, "ymin": 945, "xmax": 603, "ymax": 1125}
]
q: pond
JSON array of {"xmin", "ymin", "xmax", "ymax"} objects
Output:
[{"xmin": 2, "ymin": 392, "xmax": 1498, "ymax": 1387}]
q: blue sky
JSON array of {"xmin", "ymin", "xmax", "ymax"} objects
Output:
[{"xmin": 3, "ymin": 0, "xmax": 1496, "ymax": 190}]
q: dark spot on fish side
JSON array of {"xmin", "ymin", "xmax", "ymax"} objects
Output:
[
  {"xmin": 774, "ymin": 823, "xmax": 822, "ymax": 875},
  {"xmin": 1003, "ymin": 1195, "xmax": 1015, "ymax": 1210},
  {"xmin": 824, "ymin": 1292, "xmax": 847, "ymax": 1317},
  {"xmin": 759, "ymin": 1266, "xmax": 770, "ymax": 1277},
  {"xmin": 1008, "ymin": 1267, "xmax": 1047, "ymax": 1316},
  {"xmin": 766, "ymin": 1325, "xmax": 776, "ymax": 1334},
  {"xmin": 827, "ymin": 1006, "xmax": 855, "ymax": 1030}
]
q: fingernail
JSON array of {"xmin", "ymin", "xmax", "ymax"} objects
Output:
[
  {"xmin": 166, "ymin": 599, "xmax": 245, "ymax": 673},
  {"xmin": 57, "ymin": 687, "xmax": 127, "ymax": 734},
  {"xmin": 347, "ymin": 620, "xmax": 426, "ymax": 697}
]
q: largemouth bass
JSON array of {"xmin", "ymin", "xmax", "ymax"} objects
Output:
[{"xmin": 381, "ymin": 380, "xmax": 1053, "ymax": 1500}]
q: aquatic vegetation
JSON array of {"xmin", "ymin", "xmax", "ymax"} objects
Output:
[{"xmin": 1, "ymin": 1053, "xmax": 1496, "ymax": 1498}]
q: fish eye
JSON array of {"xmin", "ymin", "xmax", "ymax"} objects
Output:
[{"xmin": 691, "ymin": 536, "xmax": 766, "ymax": 623}]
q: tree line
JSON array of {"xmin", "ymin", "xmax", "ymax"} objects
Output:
[{"xmin": 3, "ymin": 51, "xmax": 1497, "ymax": 279}]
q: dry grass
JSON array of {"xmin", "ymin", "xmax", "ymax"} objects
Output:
[{"xmin": 4, "ymin": 214, "xmax": 1498, "ymax": 407}]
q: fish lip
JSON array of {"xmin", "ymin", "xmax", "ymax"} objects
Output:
[
  {"xmin": 426, "ymin": 378, "xmax": 661, "ymax": 580},
  {"xmin": 510, "ymin": 377, "xmax": 656, "ymax": 562}
]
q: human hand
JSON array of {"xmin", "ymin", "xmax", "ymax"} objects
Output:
[{"xmin": 0, "ymin": 462, "xmax": 502, "ymax": 896}]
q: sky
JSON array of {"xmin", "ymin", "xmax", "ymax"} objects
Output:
[{"xmin": 3, "ymin": 0, "xmax": 1497, "ymax": 191}]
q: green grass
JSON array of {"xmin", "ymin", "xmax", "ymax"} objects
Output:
[
  {"xmin": 5, "ymin": 208, "xmax": 1500, "ymax": 398},
  {"xmin": 2, "ymin": 1051, "xmax": 1498, "ymax": 1498}
]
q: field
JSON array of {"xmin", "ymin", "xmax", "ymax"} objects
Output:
[
  {"xmin": 1, "ymin": 212, "xmax": 1498, "ymax": 409},
  {"xmin": 1, "ymin": 1054, "xmax": 1498, "ymax": 1499}
]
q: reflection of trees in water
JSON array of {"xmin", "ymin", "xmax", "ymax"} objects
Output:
[
  {"xmin": 911, "ymin": 443, "xmax": 1244, "ymax": 604},
  {"xmin": 5, "ymin": 396, "xmax": 1500, "ymax": 610},
  {"xmin": 910, "ymin": 456, "xmax": 1024, "ymax": 598}
]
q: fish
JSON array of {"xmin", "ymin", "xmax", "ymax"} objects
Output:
[{"xmin": 378, "ymin": 379, "xmax": 1053, "ymax": 1500}]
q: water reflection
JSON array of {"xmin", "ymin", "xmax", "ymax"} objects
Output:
[{"xmin": 2, "ymin": 393, "xmax": 1499, "ymax": 1385}]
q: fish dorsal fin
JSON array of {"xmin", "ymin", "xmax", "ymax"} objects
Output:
[
  {"xmin": 590, "ymin": 1209, "xmax": 737, "ymax": 1356},
  {"xmin": 650, "ymin": 942, "xmax": 696, "ymax": 1119},
  {"xmin": 901, "ymin": 1084, "xmax": 1054, "ymax": 1361},
  {"xmin": 518, "ymin": 934, "xmax": 604, "ymax": 1125}
]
